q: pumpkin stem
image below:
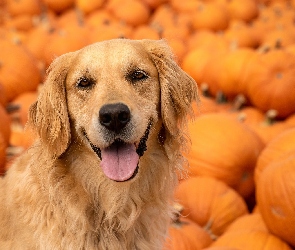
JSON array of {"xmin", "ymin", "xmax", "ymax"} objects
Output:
[
  {"xmin": 171, "ymin": 203, "xmax": 184, "ymax": 225},
  {"xmin": 232, "ymin": 94, "xmax": 247, "ymax": 111},
  {"xmin": 257, "ymin": 45, "xmax": 271, "ymax": 54},
  {"xmin": 75, "ymin": 7, "xmax": 85, "ymax": 26},
  {"xmin": 200, "ymin": 82, "xmax": 212, "ymax": 97},
  {"xmin": 5, "ymin": 103, "xmax": 20, "ymax": 114},
  {"xmin": 263, "ymin": 109, "xmax": 278, "ymax": 126},
  {"xmin": 216, "ymin": 91, "xmax": 227, "ymax": 104},
  {"xmin": 274, "ymin": 39, "xmax": 282, "ymax": 49},
  {"xmin": 203, "ymin": 220, "xmax": 218, "ymax": 240}
]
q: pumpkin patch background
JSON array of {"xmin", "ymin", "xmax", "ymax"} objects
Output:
[{"xmin": 1, "ymin": 0, "xmax": 295, "ymax": 249}]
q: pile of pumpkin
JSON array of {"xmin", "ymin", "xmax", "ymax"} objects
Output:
[{"xmin": 1, "ymin": 0, "xmax": 295, "ymax": 249}]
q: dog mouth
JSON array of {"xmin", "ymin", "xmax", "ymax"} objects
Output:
[{"xmin": 83, "ymin": 120, "xmax": 152, "ymax": 182}]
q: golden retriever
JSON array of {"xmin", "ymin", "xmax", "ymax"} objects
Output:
[{"xmin": 0, "ymin": 39, "xmax": 198, "ymax": 250}]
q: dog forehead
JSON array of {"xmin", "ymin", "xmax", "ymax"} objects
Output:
[{"xmin": 76, "ymin": 40, "xmax": 153, "ymax": 69}]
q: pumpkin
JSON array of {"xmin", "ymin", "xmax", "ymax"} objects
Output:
[
  {"xmin": 256, "ymin": 151, "xmax": 295, "ymax": 247},
  {"xmin": 245, "ymin": 47, "xmax": 295, "ymax": 118},
  {"xmin": 211, "ymin": 231, "xmax": 292, "ymax": 250},
  {"xmin": 6, "ymin": 0, "xmax": 42, "ymax": 16},
  {"xmin": 223, "ymin": 20, "xmax": 260, "ymax": 49},
  {"xmin": 43, "ymin": 0, "xmax": 74, "ymax": 13},
  {"xmin": 0, "ymin": 39, "xmax": 41, "ymax": 101},
  {"xmin": 226, "ymin": 0, "xmax": 259, "ymax": 22},
  {"xmin": 142, "ymin": 0, "xmax": 168, "ymax": 9},
  {"xmin": 0, "ymin": 82, "xmax": 7, "ymax": 106},
  {"xmin": 0, "ymin": 104, "xmax": 11, "ymax": 145},
  {"xmin": 191, "ymin": 2, "xmax": 229, "ymax": 31},
  {"xmin": 181, "ymin": 45, "xmax": 227, "ymax": 97},
  {"xmin": 132, "ymin": 25, "xmax": 160, "ymax": 40},
  {"xmin": 9, "ymin": 129, "xmax": 36, "ymax": 151},
  {"xmin": 203, "ymin": 48, "xmax": 256, "ymax": 101},
  {"xmin": 107, "ymin": 0, "xmax": 150, "ymax": 27},
  {"xmin": 262, "ymin": 27, "xmax": 295, "ymax": 48},
  {"xmin": 255, "ymin": 127, "xmax": 295, "ymax": 183},
  {"xmin": 150, "ymin": 4, "xmax": 175, "ymax": 31},
  {"xmin": 24, "ymin": 11, "xmax": 57, "ymax": 61},
  {"xmin": 0, "ymin": 132, "xmax": 6, "ymax": 174},
  {"xmin": 224, "ymin": 213, "xmax": 269, "ymax": 234},
  {"xmin": 11, "ymin": 91, "xmax": 38, "ymax": 127},
  {"xmin": 187, "ymin": 30, "xmax": 229, "ymax": 52},
  {"xmin": 75, "ymin": 0, "xmax": 104, "ymax": 14},
  {"xmin": 43, "ymin": 20, "xmax": 89, "ymax": 67},
  {"xmin": 185, "ymin": 113, "xmax": 264, "ymax": 192},
  {"xmin": 4, "ymin": 14, "xmax": 35, "ymax": 31},
  {"xmin": 86, "ymin": 9, "xmax": 117, "ymax": 29},
  {"xmin": 163, "ymin": 215, "xmax": 212, "ymax": 250},
  {"xmin": 174, "ymin": 176, "xmax": 249, "ymax": 238},
  {"xmin": 236, "ymin": 108, "xmax": 292, "ymax": 144}
]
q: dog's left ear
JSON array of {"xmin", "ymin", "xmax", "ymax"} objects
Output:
[
  {"xmin": 141, "ymin": 39, "xmax": 199, "ymax": 138},
  {"xmin": 28, "ymin": 52, "xmax": 76, "ymax": 158}
]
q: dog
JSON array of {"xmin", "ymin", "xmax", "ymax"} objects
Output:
[{"xmin": 0, "ymin": 39, "xmax": 198, "ymax": 250}]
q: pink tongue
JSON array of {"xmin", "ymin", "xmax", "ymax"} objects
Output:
[{"xmin": 100, "ymin": 143, "xmax": 139, "ymax": 181}]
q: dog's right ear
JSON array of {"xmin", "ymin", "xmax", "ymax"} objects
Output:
[{"xmin": 28, "ymin": 52, "xmax": 76, "ymax": 158}]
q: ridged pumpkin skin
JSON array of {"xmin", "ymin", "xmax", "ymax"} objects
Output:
[
  {"xmin": 255, "ymin": 128, "xmax": 295, "ymax": 183},
  {"xmin": 211, "ymin": 231, "xmax": 292, "ymax": 250},
  {"xmin": 0, "ymin": 40, "xmax": 41, "ymax": 101},
  {"xmin": 245, "ymin": 49, "xmax": 295, "ymax": 118},
  {"xmin": 256, "ymin": 151, "xmax": 295, "ymax": 247},
  {"xmin": 163, "ymin": 217, "xmax": 212, "ymax": 250},
  {"xmin": 224, "ymin": 213, "xmax": 268, "ymax": 234},
  {"xmin": 185, "ymin": 113, "xmax": 264, "ymax": 190},
  {"xmin": 174, "ymin": 176, "xmax": 248, "ymax": 238}
]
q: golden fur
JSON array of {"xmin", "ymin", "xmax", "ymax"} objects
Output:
[{"xmin": 0, "ymin": 39, "xmax": 198, "ymax": 250}]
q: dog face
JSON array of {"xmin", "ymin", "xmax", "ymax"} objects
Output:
[
  {"xmin": 65, "ymin": 40, "xmax": 161, "ymax": 181},
  {"xmin": 29, "ymin": 39, "xmax": 198, "ymax": 182}
]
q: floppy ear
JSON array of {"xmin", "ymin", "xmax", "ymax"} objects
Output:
[
  {"xmin": 28, "ymin": 52, "xmax": 76, "ymax": 158},
  {"xmin": 141, "ymin": 39, "xmax": 199, "ymax": 139}
]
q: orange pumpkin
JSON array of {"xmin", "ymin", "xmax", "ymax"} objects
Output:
[
  {"xmin": 191, "ymin": 2, "xmax": 229, "ymax": 31},
  {"xmin": 255, "ymin": 127, "xmax": 295, "ymax": 183},
  {"xmin": 43, "ymin": 0, "xmax": 74, "ymax": 13},
  {"xmin": 0, "ymin": 39, "xmax": 41, "ymax": 101},
  {"xmin": 132, "ymin": 25, "xmax": 160, "ymax": 40},
  {"xmin": 9, "ymin": 129, "xmax": 36, "ymax": 150},
  {"xmin": 224, "ymin": 213, "xmax": 269, "ymax": 234},
  {"xmin": 0, "ymin": 82, "xmax": 7, "ymax": 106},
  {"xmin": 185, "ymin": 113, "xmax": 264, "ymax": 191},
  {"xmin": 75, "ymin": 0, "xmax": 104, "ymax": 14},
  {"xmin": 24, "ymin": 11, "xmax": 57, "ymax": 61},
  {"xmin": 236, "ymin": 108, "xmax": 292, "ymax": 145},
  {"xmin": 0, "ymin": 104, "xmax": 11, "ymax": 145},
  {"xmin": 6, "ymin": 0, "xmax": 42, "ymax": 16},
  {"xmin": 256, "ymin": 151, "xmax": 295, "ymax": 247},
  {"xmin": 245, "ymin": 48, "xmax": 295, "ymax": 118},
  {"xmin": 226, "ymin": 0, "xmax": 259, "ymax": 22},
  {"xmin": 174, "ymin": 176, "xmax": 249, "ymax": 238},
  {"xmin": 107, "ymin": 0, "xmax": 151, "ymax": 27},
  {"xmin": 11, "ymin": 91, "xmax": 38, "ymax": 127},
  {"xmin": 163, "ymin": 216, "xmax": 212, "ymax": 250},
  {"xmin": 43, "ymin": 21, "xmax": 89, "ymax": 67},
  {"xmin": 223, "ymin": 20, "xmax": 260, "ymax": 49},
  {"xmin": 211, "ymin": 231, "xmax": 292, "ymax": 250},
  {"xmin": 0, "ymin": 132, "xmax": 6, "ymax": 174}
]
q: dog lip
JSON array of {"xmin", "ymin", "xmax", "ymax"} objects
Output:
[
  {"xmin": 82, "ymin": 119, "xmax": 152, "ymax": 182},
  {"xmin": 82, "ymin": 119, "xmax": 153, "ymax": 158}
]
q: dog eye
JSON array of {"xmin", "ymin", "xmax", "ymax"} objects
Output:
[
  {"xmin": 76, "ymin": 77, "xmax": 94, "ymax": 89},
  {"xmin": 129, "ymin": 70, "xmax": 148, "ymax": 82}
]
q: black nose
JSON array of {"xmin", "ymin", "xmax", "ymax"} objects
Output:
[{"xmin": 99, "ymin": 103, "xmax": 131, "ymax": 132}]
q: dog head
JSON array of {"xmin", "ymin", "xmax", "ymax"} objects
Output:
[{"xmin": 28, "ymin": 39, "xmax": 198, "ymax": 182}]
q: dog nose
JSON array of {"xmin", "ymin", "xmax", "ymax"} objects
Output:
[{"xmin": 99, "ymin": 103, "xmax": 131, "ymax": 132}]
